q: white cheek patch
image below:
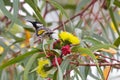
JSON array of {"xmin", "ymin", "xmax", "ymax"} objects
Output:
[{"xmin": 36, "ymin": 23, "xmax": 43, "ymax": 27}]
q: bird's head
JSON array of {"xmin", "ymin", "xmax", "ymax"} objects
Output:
[{"xmin": 27, "ymin": 20, "xmax": 43, "ymax": 29}]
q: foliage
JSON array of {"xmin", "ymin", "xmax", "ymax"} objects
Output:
[{"xmin": 0, "ymin": 0, "xmax": 120, "ymax": 80}]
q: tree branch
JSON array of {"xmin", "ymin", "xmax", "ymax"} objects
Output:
[
  {"xmin": 70, "ymin": 62, "xmax": 120, "ymax": 67},
  {"xmin": 95, "ymin": 53, "xmax": 120, "ymax": 62},
  {"xmin": 53, "ymin": 0, "xmax": 97, "ymax": 31}
]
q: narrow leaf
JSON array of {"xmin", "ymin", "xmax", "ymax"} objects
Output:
[
  {"xmin": 90, "ymin": 44, "xmax": 115, "ymax": 51},
  {"xmin": 0, "ymin": 0, "xmax": 30, "ymax": 28},
  {"xmin": 76, "ymin": 0, "xmax": 90, "ymax": 12},
  {"xmin": 114, "ymin": 37, "xmax": 120, "ymax": 47},
  {"xmin": 73, "ymin": 66, "xmax": 84, "ymax": 80},
  {"xmin": 57, "ymin": 65, "xmax": 63, "ymax": 80},
  {"xmin": 109, "ymin": 7, "xmax": 120, "ymax": 36},
  {"xmin": 47, "ymin": 0, "xmax": 69, "ymax": 19},
  {"xmin": 83, "ymin": 37, "xmax": 103, "ymax": 46},
  {"xmin": 60, "ymin": 59, "xmax": 70, "ymax": 73},
  {"xmin": 55, "ymin": 57, "xmax": 63, "ymax": 80},
  {"xmin": 114, "ymin": 0, "xmax": 120, "ymax": 8},
  {"xmin": 72, "ymin": 46, "xmax": 104, "ymax": 79},
  {"xmin": 13, "ymin": 0, "xmax": 19, "ymax": 18},
  {"xmin": 0, "ymin": 41, "xmax": 9, "ymax": 63},
  {"xmin": 23, "ymin": 53, "xmax": 39, "ymax": 80},
  {"xmin": 103, "ymin": 66, "xmax": 111, "ymax": 80},
  {"xmin": 106, "ymin": 0, "xmax": 111, "ymax": 9},
  {"xmin": 100, "ymin": 48, "xmax": 117, "ymax": 55},
  {"xmin": 0, "ymin": 49, "xmax": 40, "ymax": 70},
  {"xmin": 25, "ymin": 0, "xmax": 46, "ymax": 25}
]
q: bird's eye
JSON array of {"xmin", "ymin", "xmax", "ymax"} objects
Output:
[{"xmin": 36, "ymin": 23, "xmax": 43, "ymax": 27}]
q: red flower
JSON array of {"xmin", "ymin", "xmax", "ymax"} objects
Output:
[
  {"xmin": 61, "ymin": 45, "xmax": 71, "ymax": 56},
  {"xmin": 52, "ymin": 57, "xmax": 62, "ymax": 67},
  {"xmin": 53, "ymin": 39, "xmax": 61, "ymax": 49}
]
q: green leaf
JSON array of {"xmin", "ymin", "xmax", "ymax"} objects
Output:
[
  {"xmin": 73, "ymin": 66, "xmax": 84, "ymax": 80},
  {"xmin": 109, "ymin": 7, "xmax": 120, "ymax": 36},
  {"xmin": 53, "ymin": 70, "xmax": 57, "ymax": 80},
  {"xmin": 0, "ymin": 41, "xmax": 9, "ymax": 63},
  {"xmin": 47, "ymin": 0, "xmax": 69, "ymax": 19},
  {"xmin": 0, "ymin": 0, "xmax": 30, "ymax": 28},
  {"xmin": 51, "ymin": 49, "xmax": 61, "ymax": 56},
  {"xmin": 61, "ymin": 4, "xmax": 76, "ymax": 10},
  {"xmin": 76, "ymin": 0, "xmax": 90, "ymax": 12},
  {"xmin": 23, "ymin": 53, "xmax": 39, "ymax": 80},
  {"xmin": 98, "ymin": 21, "xmax": 110, "ymax": 41},
  {"xmin": 60, "ymin": 59, "xmax": 70, "ymax": 73},
  {"xmin": 92, "ymin": 33, "xmax": 109, "ymax": 43},
  {"xmin": 89, "ymin": 69, "xmax": 99, "ymax": 80},
  {"xmin": 114, "ymin": 0, "xmax": 120, "ymax": 8},
  {"xmin": 114, "ymin": 37, "xmax": 120, "ymax": 47},
  {"xmin": 25, "ymin": 0, "xmax": 46, "ymax": 25},
  {"xmin": 72, "ymin": 46, "xmax": 96, "ymax": 59},
  {"xmin": 90, "ymin": 44, "xmax": 115, "ymax": 51},
  {"xmin": 71, "ymin": 46, "xmax": 104, "ymax": 79},
  {"xmin": 13, "ymin": 0, "xmax": 19, "ymax": 18},
  {"xmin": 84, "ymin": 66, "xmax": 90, "ymax": 79},
  {"xmin": 0, "ymin": 0, "xmax": 16, "ymax": 21},
  {"xmin": 3, "ymin": 0, "xmax": 12, "ymax": 6},
  {"xmin": 0, "ymin": 49, "xmax": 40, "ymax": 70},
  {"xmin": 57, "ymin": 65, "xmax": 63, "ymax": 80},
  {"xmin": 78, "ymin": 66, "xmax": 90, "ymax": 80},
  {"xmin": 55, "ymin": 57, "xmax": 63, "ymax": 80},
  {"xmin": 83, "ymin": 37, "xmax": 103, "ymax": 46},
  {"xmin": 6, "ymin": 31, "xmax": 25, "ymax": 44},
  {"xmin": 106, "ymin": 0, "xmax": 111, "ymax": 9},
  {"xmin": 9, "ymin": 24, "xmax": 24, "ymax": 34}
]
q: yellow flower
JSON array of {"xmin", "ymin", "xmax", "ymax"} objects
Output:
[
  {"xmin": 69, "ymin": 35, "xmax": 80, "ymax": 45},
  {"xmin": 0, "ymin": 46, "xmax": 4, "ymax": 55},
  {"xmin": 59, "ymin": 31, "xmax": 80, "ymax": 45},
  {"xmin": 59, "ymin": 31, "xmax": 70, "ymax": 41},
  {"xmin": 37, "ymin": 59, "xmax": 50, "ymax": 78}
]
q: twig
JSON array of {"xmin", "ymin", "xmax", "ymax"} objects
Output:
[
  {"xmin": 53, "ymin": 0, "xmax": 97, "ymax": 31},
  {"xmin": 43, "ymin": 1, "xmax": 48, "ymax": 18},
  {"xmin": 70, "ymin": 62, "xmax": 120, "ymax": 66},
  {"xmin": 95, "ymin": 53, "xmax": 120, "ymax": 62}
]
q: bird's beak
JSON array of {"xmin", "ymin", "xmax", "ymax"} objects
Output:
[{"xmin": 26, "ymin": 20, "xmax": 33, "ymax": 23}]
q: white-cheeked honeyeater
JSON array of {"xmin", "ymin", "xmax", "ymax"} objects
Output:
[{"xmin": 28, "ymin": 20, "xmax": 53, "ymax": 40}]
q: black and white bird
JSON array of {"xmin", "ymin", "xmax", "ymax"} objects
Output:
[{"xmin": 27, "ymin": 20, "xmax": 53, "ymax": 41}]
